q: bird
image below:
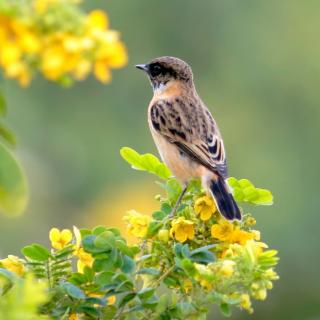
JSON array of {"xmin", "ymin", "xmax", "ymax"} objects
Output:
[{"xmin": 136, "ymin": 56, "xmax": 241, "ymax": 220}]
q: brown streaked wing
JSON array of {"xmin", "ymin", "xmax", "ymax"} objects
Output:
[{"xmin": 150, "ymin": 100, "xmax": 228, "ymax": 178}]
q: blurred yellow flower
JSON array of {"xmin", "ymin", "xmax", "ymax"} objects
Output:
[
  {"xmin": 253, "ymin": 288, "xmax": 267, "ymax": 300},
  {"xmin": 86, "ymin": 10, "xmax": 109, "ymax": 31},
  {"xmin": 123, "ymin": 210, "xmax": 151, "ymax": 238},
  {"xmin": 240, "ymin": 294, "xmax": 253, "ymax": 313},
  {"xmin": 0, "ymin": 255, "xmax": 25, "ymax": 276},
  {"xmin": 69, "ymin": 313, "xmax": 79, "ymax": 320},
  {"xmin": 0, "ymin": 1, "xmax": 127, "ymax": 86},
  {"xmin": 49, "ymin": 228, "xmax": 73, "ymax": 250},
  {"xmin": 108, "ymin": 295, "xmax": 116, "ymax": 305},
  {"xmin": 170, "ymin": 217, "xmax": 195, "ymax": 243},
  {"xmin": 194, "ymin": 195, "xmax": 217, "ymax": 221}
]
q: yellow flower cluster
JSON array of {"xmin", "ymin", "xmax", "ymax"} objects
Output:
[
  {"xmin": 0, "ymin": 0, "xmax": 127, "ymax": 86},
  {"xmin": 211, "ymin": 220, "xmax": 255, "ymax": 245},
  {"xmin": 123, "ymin": 210, "xmax": 151, "ymax": 238}
]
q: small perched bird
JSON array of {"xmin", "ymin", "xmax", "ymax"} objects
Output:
[{"xmin": 136, "ymin": 56, "xmax": 241, "ymax": 220}]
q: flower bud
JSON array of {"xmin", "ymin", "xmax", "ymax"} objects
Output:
[
  {"xmin": 158, "ymin": 229, "xmax": 169, "ymax": 242},
  {"xmin": 265, "ymin": 280, "xmax": 273, "ymax": 289},
  {"xmin": 255, "ymin": 289, "xmax": 267, "ymax": 300},
  {"xmin": 251, "ymin": 282, "xmax": 260, "ymax": 290},
  {"xmin": 219, "ymin": 260, "xmax": 235, "ymax": 278},
  {"xmin": 246, "ymin": 216, "xmax": 256, "ymax": 226}
]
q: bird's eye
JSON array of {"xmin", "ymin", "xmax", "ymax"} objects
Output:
[{"xmin": 150, "ymin": 64, "xmax": 163, "ymax": 77}]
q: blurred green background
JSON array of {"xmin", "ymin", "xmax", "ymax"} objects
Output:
[{"xmin": 1, "ymin": 0, "xmax": 320, "ymax": 318}]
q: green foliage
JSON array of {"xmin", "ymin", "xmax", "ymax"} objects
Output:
[
  {"xmin": 0, "ymin": 88, "xmax": 28, "ymax": 216},
  {"xmin": 120, "ymin": 147, "xmax": 172, "ymax": 180},
  {"xmin": 0, "ymin": 90, "xmax": 6, "ymax": 117},
  {"xmin": 228, "ymin": 177, "xmax": 273, "ymax": 205},
  {"xmin": 0, "ymin": 148, "xmax": 279, "ymax": 319},
  {"xmin": 0, "ymin": 143, "xmax": 28, "ymax": 216},
  {"xmin": 0, "ymin": 273, "xmax": 48, "ymax": 320}
]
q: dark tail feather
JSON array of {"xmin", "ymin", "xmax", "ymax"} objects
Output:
[{"xmin": 210, "ymin": 177, "xmax": 241, "ymax": 220}]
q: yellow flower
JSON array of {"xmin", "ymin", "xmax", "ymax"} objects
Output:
[
  {"xmin": 41, "ymin": 45, "xmax": 68, "ymax": 80},
  {"xmin": 123, "ymin": 210, "xmax": 151, "ymax": 238},
  {"xmin": 76, "ymin": 248, "xmax": 93, "ymax": 273},
  {"xmin": 265, "ymin": 268, "xmax": 279, "ymax": 281},
  {"xmin": 18, "ymin": 31, "xmax": 41, "ymax": 54},
  {"xmin": 108, "ymin": 295, "xmax": 116, "ymax": 305},
  {"xmin": 240, "ymin": 294, "xmax": 253, "ymax": 313},
  {"xmin": 211, "ymin": 221, "xmax": 254, "ymax": 245},
  {"xmin": 0, "ymin": 2, "xmax": 127, "ymax": 86},
  {"xmin": 0, "ymin": 255, "xmax": 25, "ymax": 276},
  {"xmin": 211, "ymin": 220, "xmax": 234, "ymax": 241},
  {"xmin": 245, "ymin": 216, "xmax": 256, "ymax": 226},
  {"xmin": 73, "ymin": 226, "xmax": 93, "ymax": 273},
  {"xmin": 253, "ymin": 288, "xmax": 267, "ymax": 300},
  {"xmin": 194, "ymin": 195, "xmax": 217, "ymax": 221},
  {"xmin": 94, "ymin": 61, "xmax": 111, "ymax": 83},
  {"xmin": 194, "ymin": 264, "xmax": 214, "ymax": 290},
  {"xmin": 170, "ymin": 217, "xmax": 195, "ymax": 243},
  {"xmin": 182, "ymin": 279, "xmax": 193, "ymax": 293},
  {"xmin": 229, "ymin": 228, "xmax": 255, "ymax": 245},
  {"xmin": 219, "ymin": 260, "xmax": 235, "ymax": 278},
  {"xmin": 86, "ymin": 10, "xmax": 109, "ymax": 31},
  {"xmin": 251, "ymin": 230, "xmax": 261, "ymax": 241},
  {"xmin": 49, "ymin": 228, "xmax": 73, "ymax": 250},
  {"xmin": 69, "ymin": 313, "xmax": 79, "ymax": 320},
  {"xmin": 0, "ymin": 42, "xmax": 21, "ymax": 65}
]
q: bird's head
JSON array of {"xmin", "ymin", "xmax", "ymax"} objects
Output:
[{"xmin": 136, "ymin": 56, "xmax": 194, "ymax": 92}]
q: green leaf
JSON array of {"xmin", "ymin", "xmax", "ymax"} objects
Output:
[
  {"xmin": 152, "ymin": 210, "xmax": 167, "ymax": 220},
  {"xmin": 94, "ymin": 271, "xmax": 113, "ymax": 286},
  {"xmin": 94, "ymin": 231, "xmax": 115, "ymax": 250},
  {"xmin": 165, "ymin": 178, "xmax": 182, "ymax": 203},
  {"xmin": 119, "ymin": 292, "xmax": 136, "ymax": 307},
  {"xmin": 138, "ymin": 288, "xmax": 155, "ymax": 300},
  {"xmin": 93, "ymin": 258, "xmax": 115, "ymax": 272},
  {"xmin": 102, "ymin": 306, "xmax": 117, "ymax": 319},
  {"xmin": 0, "ymin": 91, "xmax": 6, "ymax": 117},
  {"xmin": 181, "ymin": 259, "xmax": 196, "ymax": 277},
  {"xmin": 82, "ymin": 235, "xmax": 107, "ymax": 254},
  {"xmin": 220, "ymin": 303, "xmax": 232, "ymax": 317},
  {"xmin": 92, "ymin": 225, "xmax": 108, "ymax": 236},
  {"xmin": 115, "ymin": 279, "xmax": 134, "ymax": 292},
  {"xmin": 62, "ymin": 282, "xmax": 86, "ymax": 300},
  {"xmin": 21, "ymin": 244, "xmax": 50, "ymax": 262},
  {"xmin": 137, "ymin": 268, "xmax": 160, "ymax": 276},
  {"xmin": 115, "ymin": 239, "xmax": 133, "ymax": 257},
  {"xmin": 0, "ymin": 123, "xmax": 16, "ymax": 147},
  {"xmin": 0, "ymin": 142, "xmax": 28, "ymax": 216},
  {"xmin": 147, "ymin": 221, "xmax": 162, "ymax": 237},
  {"xmin": 120, "ymin": 147, "xmax": 171, "ymax": 180},
  {"xmin": 227, "ymin": 177, "xmax": 273, "ymax": 206},
  {"xmin": 190, "ymin": 245, "xmax": 215, "ymax": 264},
  {"xmin": 121, "ymin": 255, "xmax": 135, "ymax": 273}
]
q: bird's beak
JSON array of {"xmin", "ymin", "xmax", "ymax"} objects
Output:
[{"xmin": 135, "ymin": 64, "xmax": 149, "ymax": 73}]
